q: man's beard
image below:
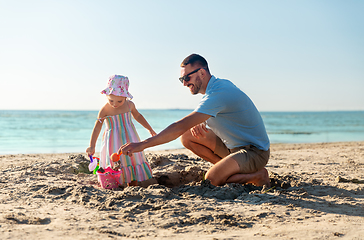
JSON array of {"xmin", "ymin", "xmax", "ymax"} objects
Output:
[{"xmin": 191, "ymin": 76, "xmax": 202, "ymax": 95}]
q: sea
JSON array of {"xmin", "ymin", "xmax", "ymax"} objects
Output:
[{"xmin": 1, "ymin": 110, "xmax": 364, "ymax": 154}]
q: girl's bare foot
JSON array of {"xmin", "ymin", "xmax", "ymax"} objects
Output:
[{"xmin": 128, "ymin": 181, "xmax": 138, "ymax": 187}]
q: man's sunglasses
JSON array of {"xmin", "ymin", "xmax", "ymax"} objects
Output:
[{"xmin": 179, "ymin": 68, "xmax": 202, "ymax": 83}]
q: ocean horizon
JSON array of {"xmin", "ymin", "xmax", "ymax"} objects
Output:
[{"xmin": 1, "ymin": 109, "xmax": 364, "ymax": 154}]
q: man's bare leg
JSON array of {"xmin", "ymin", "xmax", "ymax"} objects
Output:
[
  {"xmin": 205, "ymin": 156, "xmax": 270, "ymax": 187},
  {"xmin": 181, "ymin": 130, "xmax": 270, "ymax": 187},
  {"xmin": 204, "ymin": 157, "xmax": 241, "ymax": 186},
  {"xmin": 180, "ymin": 129, "xmax": 221, "ymax": 164},
  {"xmin": 226, "ymin": 168, "xmax": 271, "ymax": 187}
]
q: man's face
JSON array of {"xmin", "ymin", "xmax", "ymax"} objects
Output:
[{"xmin": 180, "ymin": 65, "xmax": 202, "ymax": 95}]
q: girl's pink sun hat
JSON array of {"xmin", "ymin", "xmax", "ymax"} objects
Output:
[{"xmin": 101, "ymin": 75, "xmax": 133, "ymax": 99}]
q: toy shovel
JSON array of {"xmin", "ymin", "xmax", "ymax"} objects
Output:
[{"xmin": 88, "ymin": 155, "xmax": 98, "ymax": 171}]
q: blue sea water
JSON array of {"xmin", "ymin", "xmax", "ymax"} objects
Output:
[{"xmin": 0, "ymin": 110, "xmax": 363, "ymax": 154}]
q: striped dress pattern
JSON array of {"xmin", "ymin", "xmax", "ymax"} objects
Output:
[{"xmin": 99, "ymin": 112, "xmax": 153, "ymax": 183}]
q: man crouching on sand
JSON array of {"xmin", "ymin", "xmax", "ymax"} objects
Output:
[{"xmin": 119, "ymin": 53, "xmax": 271, "ymax": 187}]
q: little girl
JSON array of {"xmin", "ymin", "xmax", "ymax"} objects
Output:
[{"xmin": 86, "ymin": 75, "xmax": 156, "ymax": 186}]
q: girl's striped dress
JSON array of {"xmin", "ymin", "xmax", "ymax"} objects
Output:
[{"xmin": 99, "ymin": 112, "xmax": 153, "ymax": 183}]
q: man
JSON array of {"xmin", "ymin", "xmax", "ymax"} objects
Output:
[{"xmin": 119, "ymin": 53, "xmax": 270, "ymax": 187}]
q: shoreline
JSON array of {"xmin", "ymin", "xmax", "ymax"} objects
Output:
[
  {"xmin": 1, "ymin": 141, "xmax": 364, "ymax": 239},
  {"xmin": 2, "ymin": 140, "xmax": 364, "ymax": 156},
  {"xmin": 1, "ymin": 140, "xmax": 363, "ymax": 157}
]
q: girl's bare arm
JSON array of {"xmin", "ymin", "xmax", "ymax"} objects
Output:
[
  {"xmin": 86, "ymin": 104, "xmax": 108, "ymax": 155},
  {"xmin": 129, "ymin": 101, "xmax": 156, "ymax": 136}
]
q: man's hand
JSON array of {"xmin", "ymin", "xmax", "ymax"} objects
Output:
[
  {"xmin": 149, "ymin": 129, "xmax": 157, "ymax": 137},
  {"xmin": 118, "ymin": 142, "xmax": 144, "ymax": 157},
  {"xmin": 190, "ymin": 123, "xmax": 208, "ymax": 139}
]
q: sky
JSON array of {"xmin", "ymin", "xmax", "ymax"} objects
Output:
[{"xmin": 0, "ymin": 0, "xmax": 363, "ymax": 112}]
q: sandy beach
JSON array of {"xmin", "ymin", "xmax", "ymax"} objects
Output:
[{"xmin": 1, "ymin": 141, "xmax": 363, "ymax": 239}]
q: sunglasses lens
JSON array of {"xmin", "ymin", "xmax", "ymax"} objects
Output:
[
  {"xmin": 179, "ymin": 76, "xmax": 189, "ymax": 83},
  {"xmin": 179, "ymin": 68, "xmax": 201, "ymax": 83}
]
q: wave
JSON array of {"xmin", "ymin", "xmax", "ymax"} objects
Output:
[{"xmin": 268, "ymin": 131, "xmax": 313, "ymax": 135}]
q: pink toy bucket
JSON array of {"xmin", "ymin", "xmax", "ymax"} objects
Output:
[{"xmin": 96, "ymin": 167, "xmax": 123, "ymax": 189}]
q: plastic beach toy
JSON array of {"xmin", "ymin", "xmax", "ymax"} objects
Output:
[
  {"xmin": 110, "ymin": 152, "xmax": 122, "ymax": 162},
  {"xmin": 88, "ymin": 155, "xmax": 99, "ymax": 171}
]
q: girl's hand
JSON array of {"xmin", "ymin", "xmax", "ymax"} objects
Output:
[
  {"xmin": 86, "ymin": 146, "xmax": 95, "ymax": 156},
  {"xmin": 190, "ymin": 123, "xmax": 208, "ymax": 139}
]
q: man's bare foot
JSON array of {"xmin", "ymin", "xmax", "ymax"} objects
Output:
[
  {"xmin": 226, "ymin": 168, "xmax": 271, "ymax": 187},
  {"xmin": 248, "ymin": 168, "xmax": 271, "ymax": 187}
]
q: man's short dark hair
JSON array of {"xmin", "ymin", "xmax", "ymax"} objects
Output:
[{"xmin": 181, "ymin": 54, "xmax": 210, "ymax": 72}]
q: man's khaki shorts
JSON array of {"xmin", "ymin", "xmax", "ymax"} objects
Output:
[{"xmin": 214, "ymin": 135, "xmax": 270, "ymax": 174}]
